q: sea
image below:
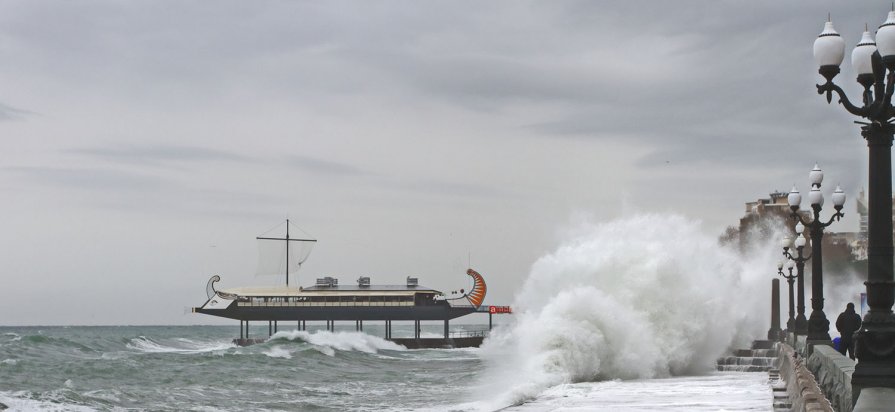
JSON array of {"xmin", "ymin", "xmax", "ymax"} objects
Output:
[
  {"xmin": 0, "ymin": 215, "xmax": 779, "ymax": 411},
  {"xmin": 0, "ymin": 325, "xmax": 771, "ymax": 412}
]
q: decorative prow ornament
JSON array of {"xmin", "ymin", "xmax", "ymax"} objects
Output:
[
  {"xmin": 206, "ymin": 275, "xmax": 221, "ymax": 300},
  {"xmin": 465, "ymin": 268, "xmax": 487, "ymax": 308}
]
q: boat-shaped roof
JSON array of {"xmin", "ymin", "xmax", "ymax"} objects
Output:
[{"xmin": 219, "ymin": 284, "xmax": 442, "ymax": 297}]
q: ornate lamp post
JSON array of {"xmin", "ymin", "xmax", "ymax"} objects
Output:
[
  {"xmin": 787, "ymin": 165, "xmax": 846, "ymax": 344},
  {"xmin": 814, "ymin": 13, "xmax": 895, "ymax": 391},
  {"xmin": 778, "ymin": 259, "xmax": 797, "ymax": 334},
  {"xmin": 782, "ymin": 232, "xmax": 811, "ymax": 335}
]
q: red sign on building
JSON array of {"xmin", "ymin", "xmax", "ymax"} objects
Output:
[{"xmin": 489, "ymin": 305, "xmax": 512, "ymax": 314}]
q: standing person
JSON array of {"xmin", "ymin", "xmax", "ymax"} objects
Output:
[{"xmin": 836, "ymin": 303, "xmax": 862, "ymax": 360}]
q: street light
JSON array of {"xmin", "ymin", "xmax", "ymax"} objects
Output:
[
  {"xmin": 782, "ymin": 233, "xmax": 811, "ymax": 335},
  {"xmin": 787, "ymin": 165, "xmax": 846, "ymax": 344},
  {"xmin": 814, "ymin": 13, "xmax": 895, "ymax": 392},
  {"xmin": 779, "ymin": 260, "xmax": 798, "ymax": 334}
]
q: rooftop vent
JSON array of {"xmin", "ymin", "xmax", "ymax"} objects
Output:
[
  {"xmin": 316, "ymin": 276, "xmax": 338, "ymax": 287},
  {"xmin": 406, "ymin": 276, "xmax": 419, "ymax": 287},
  {"xmin": 357, "ymin": 276, "xmax": 370, "ymax": 287}
]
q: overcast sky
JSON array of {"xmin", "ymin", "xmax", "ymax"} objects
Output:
[{"xmin": 0, "ymin": 1, "xmax": 885, "ymax": 325}]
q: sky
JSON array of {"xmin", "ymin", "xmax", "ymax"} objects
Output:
[{"xmin": 0, "ymin": 1, "xmax": 886, "ymax": 325}]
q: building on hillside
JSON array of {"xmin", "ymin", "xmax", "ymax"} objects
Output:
[
  {"xmin": 729, "ymin": 191, "xmax": 809, "ymax": 251},
  {"xmin": 732, "ymin": 189, "xmax": 885, "ymax": 262}
]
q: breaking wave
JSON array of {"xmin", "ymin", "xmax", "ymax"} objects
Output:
[
  {"xmin": 267, "ymin": 330, "xmax": 406, "ymax": 356},
  {"xmin": 477, "ymin": 214, "xmax": 773, "ymax": 408},
  {"xmin": 126, "ymin": 336, "xmax": 234, "ymax": 354},
  {"xmin": 0, "ymin": 391, "xmax": 97, "ymax": 412}
]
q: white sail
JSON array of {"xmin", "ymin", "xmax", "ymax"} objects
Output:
[
  {"xmin": 255, "ymin": 239, "xmax": 314, "ymax": 276},
  {"xmin": 254, "ymin": 220, "xmax": 316, "ymax": 285}
]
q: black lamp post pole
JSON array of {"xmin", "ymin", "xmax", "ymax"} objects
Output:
[
  {"xmin": 790, "ymin": 197, "xmax": 844, "ymax": 343},
  {"xmin": 817, "ymin": 49, "xmax": 895, "ymax": 390},
  {"xmin": 779, "ymin": 265, "xmax": 797, "ymax": 333},
  {"xmin": 784, "ymin": 242, "xmax": 811, "ymax": 335}
]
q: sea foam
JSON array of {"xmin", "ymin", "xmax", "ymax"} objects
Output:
[{"xmin": 477, "ymin": 214, "xmax": 773, "ymax": 408}]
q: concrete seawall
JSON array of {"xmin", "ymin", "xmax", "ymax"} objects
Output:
[
  {"xmin": 775, "ymin": 342, "xmax": 833, "ymax": 412},
  {"xmin": 774, "ymin": 338, "xmax": 895, "ymax": 412},
  {"xmin": 806, "ymin": 345, "xmax": 854, "ymax": 412}
]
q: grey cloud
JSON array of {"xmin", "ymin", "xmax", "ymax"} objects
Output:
[
  {"xmin": 3, "ymin": 165, "xmax": 290, "ymax": 218},
  {"xmin": 66, "ymin": 145, "xmax": 252, "ymax": 165},
  {"xmin": 5, "ymin": 166, "xmax": 168, "ymax": 191},
  {"xmin": 285, "ymin": 155, "xmax": 366, "ymax": 177},
  {"xmin": 390, "ymin": 178, "xmax": 519, "ymax": 200},
  {"xmin": 0, "ymin": 102, "xmax": 33, "ymax": 120}
]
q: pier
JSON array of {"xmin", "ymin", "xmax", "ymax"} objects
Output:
[{"xmin": 229, "ymin": 305, "xmax": 508, "ymax": 348}]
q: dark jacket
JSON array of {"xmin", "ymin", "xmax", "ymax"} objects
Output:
[{"xmin": 836, "ymin": 308, "xmax": 862, "ymax": 341}]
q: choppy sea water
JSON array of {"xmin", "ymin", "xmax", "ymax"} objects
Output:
[
  {"xmin": 0, "ymin": 216, "xmax": 780, "ymax": 410},
  {"xmin": 0, "ymin": 325, "xmax": 770, "ymax": 411}
]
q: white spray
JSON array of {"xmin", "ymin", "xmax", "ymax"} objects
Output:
[{"xmin": 476, "ymin": 214, "xmax": 776, "ymax": 408}]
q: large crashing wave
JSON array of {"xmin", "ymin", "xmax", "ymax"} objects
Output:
[{"xmin": 478, "ymin": 214, "xmax": 773, "ymax": 407}]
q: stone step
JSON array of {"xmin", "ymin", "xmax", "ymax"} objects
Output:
[
  {"xmin": 734, "ymin": 348, "xmax": 778, "ymax": 357},
  {"xmin": 752, "ymin": 340, "xmax": 774, "ymax": 350},
  {"xmin": 716, "ymin": 364, "xmax": 774, "ymax": 372},
  {"xmin": 716, "ymin": 356, "xmax": 776, "ymax": 366},
  {"xmin": 715, "ymin": 341, "xmax": 779, "ymax": 373}
]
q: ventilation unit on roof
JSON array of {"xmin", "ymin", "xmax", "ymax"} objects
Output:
[
  {"xmin": 406, "ymin": 276, "xmax": 418, "ymax": 287},
  {"xmin": 316, "ymin": 276, "xmax": 338, "ymax": 287},
  {"xmin": 357, "ymin": 276, "xmax": 370, "ymax": 287}
]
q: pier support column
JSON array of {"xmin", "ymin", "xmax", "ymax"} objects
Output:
[
  {"xmin": 489, "ymin": 312, "xmax": 493, "ymax": 331},
  {"xmin": 360, "ymin": 320, "xmax": 363, "ymax": 332},
  {"xmin": 240, "ymin": 321, "xmax": 244, "ymax": 339},
  {"xmin": 769, "ymin": 279, "xmax": 783, "ymax": 341},
  {"xmin": 444, "ymin": 319, "xmax": 449, "ymax": 340},
  {"xmin": 302, "ymin": 320, "xmax": 306, "ymax": 331},
  {"xmin": 274, "ymin": 321, "xmax": 278, "ymax": 334},
  {"xmin": 268, "ymin": 321, "xmax": 272, "ymax": 337},
  {"xmin": 386, "ymin": 320, "xmax": 391, "ymax": 340},
  {"xmin": 246, "ymin": 321, "xmax": 250, "ymax": 338}
]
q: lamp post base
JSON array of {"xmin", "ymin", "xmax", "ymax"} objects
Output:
[
  {"xmin": 853, "ymin": 315, "xmax": 895, "ymax": 400},
  {"xmin": 808, "ymin": 310, "xmax": 832, "ymax": 341},
  {"xmin": 795, "ymin": 314, "xmax": 809, "ymax": 336}
]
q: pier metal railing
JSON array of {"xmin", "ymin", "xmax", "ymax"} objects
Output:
[{"xmin": 448, "ymin": 329, "xmax": 489, "ymax": 338}]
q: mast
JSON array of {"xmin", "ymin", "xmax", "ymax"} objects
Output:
[{"xmin": 256, "ymin": 219, "xmax": 316, "ymax": 287}]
